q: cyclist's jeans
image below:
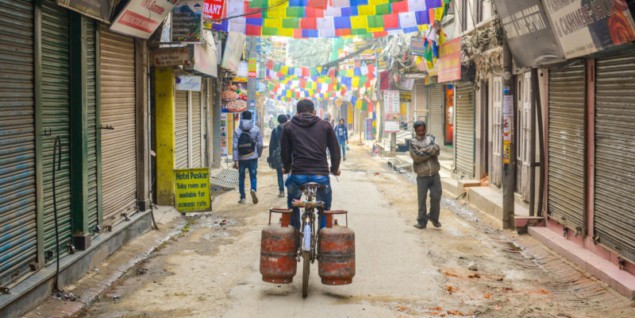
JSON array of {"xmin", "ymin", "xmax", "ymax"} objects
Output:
[{"xmin": 286, "ymin": 174, "xmax": 332, "ymax": 230}]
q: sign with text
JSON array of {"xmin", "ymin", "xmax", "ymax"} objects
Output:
[
  {"xmin": 410, "ymin": 37, "xmax": 426, "ymax": 56},
  {"xmin": 383, "ymin": 90, "xmax": 400, "ymax": 114},
  {"xmin": 384, "ymin": 120, "xmax": 400, "ymax": 133},
  {"xmin": 152, "ymin": 47, "xmax": 191, "ymax": 67},
  {"xmin": 56, "ymin": 0, "xmax": 111, "ymax": 22},
  {"xmin": 493, "ymin": 0, "xmax": 564, "ymax": 67},
  {"xmin": 438, "ymin": 38, "xmax": 462, "ymax": 83},
  {"xmin": 248, "ymin": 57, "xmax": 258, "ymax": 78},
  {"xmin": 543, "ymin": 0, "xmax": 635, "ymax": 59},
  {"xmin": 174, "ymin": 168, "xmax": 211, "ymax": 213},
  {"xmin": 176, "ymin": 76, "xmax": 202, "ymax": 91},
  {"xmin": 173, "ymin": 0, "xmax": 203, "ymax": 43},
  {"xmin": 399, "ymin": 91, "xmax": 412, "ymax": 102},
  {"xmin": 204, "ymin": 0, "xmax": 226, "ymax": 21},
  {"xmin": 110, "ymin": 0, "xmax": 177, "ymax": 39}
]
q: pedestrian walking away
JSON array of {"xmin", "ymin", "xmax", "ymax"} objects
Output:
[
  {"xmin": 233, "ymin": 111, "xmax": 263, "ymax": 204},
  {"xmin": 268, "ymin": 114, "xmax": 288, "ymax": 197},
  {"xmin": 280, "ymin": 99, "xmax": 341, "ymax": 230},
  {"xmin": 410, "ymin": 121, "xmax": 442, "ymax": 229},
  {"xmin": 334, "ymin": 118, "xmax": 349, "ymax": 161}
]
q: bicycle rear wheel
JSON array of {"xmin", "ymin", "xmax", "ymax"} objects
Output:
[{"xmin": 302, "ymin": 251, "xmax": 310, "ymax": 298}]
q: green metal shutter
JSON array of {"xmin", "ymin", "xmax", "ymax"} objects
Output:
[
  {"xmin": 547, "ymin": 63, "xmax": 586, "ymax": 234},
  {"xmin": 41, "ymin": 0, "xmax": 71, "ymax": 263},
  {"xmin": 595, "ymin": 52, "xmax": 635, "ymax": 262},
  {"xmin": 191, "ymin": 90, "xmax": 202, "ymax": 168},
  {"xmin": 99, "ymin": 28, "xmax": 137, "ymax": 228},
  {"xmin": 85, "ymin": 18, "xmax": 99, "ymax": 233},
  {"xmin": 0, "ymin": 0, "xmax": 37, "ymax": 287},
  {"xmin": 175, "ymin": 90, "xmax": 188, "ymax": 169},
  {"xmin": 455, "ymin": 84, "xmax": 475, "ymax": 178}
]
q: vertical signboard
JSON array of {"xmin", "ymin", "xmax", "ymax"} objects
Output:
[
  {"xmin": 502, "ymin": 86, "xmax": 513, "ymax": 164},
  {"xmin": 383, "ymin": 90, "xmax": 401, "ymax": 133},
  {"xmin": 174, "ymin": 168, "xmax": 211, "ymax": 213},
  {"xmin": 438, "ymin": 38, "xmax": 462, "ymax": 83},
  {"xmin": 220, "ymin": 113, "xmax": 228, "ymax": 156},
  {"xmin": 110, "ymin": 0, "xmax": 177, "ymax": 39}
]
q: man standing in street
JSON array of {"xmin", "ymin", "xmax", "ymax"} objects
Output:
[
  {"xmin": 334, "ymin": 118, "xmax": 349, "ymax": 161},
  {"xmin": 410, "ymin": 121, "xmax": 442, "ymax": 229},
  {"xmin": 233, "ymin": 111, "xmax": 263, "ymax": 204},
  {"xmin": 268, "ymin": 114, "xmax": 288, "ymax": 198},
  {"xmin": 280, "ymin": 99, "xmax": 341, "ymax": 229}
]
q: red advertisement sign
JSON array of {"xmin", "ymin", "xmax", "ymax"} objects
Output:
[
  {"xmin": 204, "ymin": 0, "xmax": 225, "ymax": 21},
  {"xmin": 438, "ymin": 38, "xmax": 461, "ymax": 83}
]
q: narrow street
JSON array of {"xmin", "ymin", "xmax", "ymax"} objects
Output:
[{"xmin": 74, "ymin": 145, "xmax": 635, "ymax": 318}]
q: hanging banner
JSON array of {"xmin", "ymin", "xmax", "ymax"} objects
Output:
[
  {"xmin": 410, "ymin": 37, "xmax": 426, "ymax": 56},
  {"xmin": 542, "ymin": 0, "xmax": 635, "ymax": 59},
  {"xmin": 503, "ymin": 88, "xmax": 513, "ymax": 164},
  {"xmin": 192, "ymin": 42, "xmax": 218, "ymax": 77},
  {"xmin": 366, "ymin": 119, "xmax": 374, "ymax": 140},
  {"xmin": 204, "ymin": 0, "xmax": 226, "ymax": 21},
  {"xmin": 222, "ymin": 31, "xmax": 246, "ymax": 73},
  {"xmin": 222, "ymin": 81, "xmax": 248, "ymax": 113},
  {"xmin": 174, "ymin": 168, "xmax": 211, "ymax": 213},
  {"xmin": 438, "ymin": 37, "xmax": 462, "ymax": 83},
  {"xmin": 248, "ymin": 57, "xmax": 258, "ymax": 78},
  {"xmin": 493, "ymin": 0, "xmax": 564, "ymax": 67},
  {"xmin": 172, "ymin": 0, "xmax": 203, "ymax": 43},
  {"xmin": 383, "ymin": 90, "xmax": 400, "ymax": 114},
  {"xmin": 399, "ymin": 91, "xmax": 412, "ymax": 102},
  {"xmin": 110, "ymin": 0, "xmax": 177, "ymax": 39},
  {"xmin": 56, "ymin": 0, "xmax": 111, "ymax": 23}
]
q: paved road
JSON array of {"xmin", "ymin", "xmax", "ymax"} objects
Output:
[{"xmin": 76, "ymin": 144, "xmax": 635, "ymax": 318}]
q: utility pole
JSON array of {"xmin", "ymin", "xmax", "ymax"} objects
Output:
[{"xmin": 502, "ymin": 42, "xmax": 516, "ymax": 229}]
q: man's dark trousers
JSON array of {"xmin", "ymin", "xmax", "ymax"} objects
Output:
[{"xmin": 417, "ymin": 173, "xmax": 442, "ymax": 226}]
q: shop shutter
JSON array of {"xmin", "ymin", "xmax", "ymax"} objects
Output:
[
  {"xmin": 490, "ymin": 77, "xmax": 503, "ymax": 187},
  {"xmin": 86, "ymin": 18, "xmax": 99, "ymax": 233},
  {"xmin": 595, "ymin": 52, "xmax": 635, "ymax": 262},
  {"xmin": 428, "ymin": 85, "xmax": 444, "ymax": 140},
  {"xmin": 191, "ymin": 90, "xmax": 202, "ymax": 168},
  {"xmin": 455, "ymin": 84, "xmax": 475, "ymax": 178},
  {"xmin": 175, "ymin": 90, "xmax": 188, "ymax": 169},
  {"xmin": 0, "ymin": 0, "xmax": 37, "ymax": 287},
  {"xmin": 99, "ymin": 28, "xmax": 137, "ymax": 228},
  {"xmin": 41, "ymin": 0, "xmax": 71, "ymax": 263},
  {"xmin": 547, "ymin": 63, "xmax": 585, "ymax": 233}
]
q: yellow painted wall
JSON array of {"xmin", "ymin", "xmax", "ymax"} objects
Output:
[
  {"xmin": 227, "ymin": 113, "xmax": 234, "ymax": 158},
  {"xmin": 155, "ymin": 67, "xmax": 175, "ymax": 205}
]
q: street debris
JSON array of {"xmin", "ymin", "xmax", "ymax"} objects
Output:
[
  {"xmin": 468, "ymin": 262, "xmax": 478, "ymax": 271},
  {"xmin": 53, "ymin": 290, "xmax": 77, "ymax": 302}
]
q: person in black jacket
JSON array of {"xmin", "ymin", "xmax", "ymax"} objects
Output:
[
  {"xmin": 268, "ymin": 114, "xmax": 288, "ymax": 197},
  {"xmin": 280, "ymin": 99, "xmax": 341, "ymax": 230}
]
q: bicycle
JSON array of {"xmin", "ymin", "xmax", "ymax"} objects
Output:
[{"xmin": 291, "ymin": 182, "xmax": 324, "ymax": 298}]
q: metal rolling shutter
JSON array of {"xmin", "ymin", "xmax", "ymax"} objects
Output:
[
  {"xmin": 595, "ymin": 52, "xmax": 635, "ymax": 262},
  {"xmin": 0, "ymin": 0, "xmax": 37, "ymax": 287},
  {"xmin": 86, "ymin": 18, "xmax": 99, "ymax": 233},
  {"xmin": 547, "ymin": 63, "xmax": 585, "ymax": 233},
  {"xmin": 41, "ymin": 0, "xmax": 71, "ymax": 262},
  {"xmin": 428, "ymin": 85, "xmax": 444, "ymax": 140},
  {"xmin": 99, "ymin": 28, "xmax": 137, "ymax": 227},
  {"xmin": 455, "ymin": 84, "xmax": 475, "ymax": 178},
  {"xmin": 191, "ymin": 90, "xmax": 202, "ymax": 168},
  {"xmin": 175, "ymin": 90, "xmax": 188, "ymax": 169}
]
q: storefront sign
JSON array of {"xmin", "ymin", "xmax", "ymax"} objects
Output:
[
  {"xmin": 493, "ymin": 0, "xmax": 564, "ymax": 67},
  {"xmin": 56, "ymin": 0, "xmax": 111, "ymax": 22},
  {"xmin": 248, "ymin": 57, "xmax": 258, "ymax": 78},
  {"xmin": 173, "ymin": 0, "xmax": 203, "ymax": 43},
  {"xmin": 542, "ymin": 0, "xmax": 635, "ymax": 59},
  {"xmin": 384, "ymin": 120, "xmax": 400, "ymax": 133},
  {"xmin": 503, "ymin": 92, "xmax": 513, "ymax": 164},
  {"xmin": 222, "ymin": 32, "xmax": 246, "ymax": 73},
  {"xmin": 410, "ymin": 37, "xmax": 426, "ymax": 56},
  {"xmin": 174, "ymin": 168, "xmax": 211, "ymax": 213},
  {"xmin": 220, "ymin": 113, "xmax": 228, "ymax": 156},
  {"xmin": 222, "ymin": 81, "xmax": 248, "ymax": 113},
  {"xmin": 152, "ymin": 47, "xmax": 191, "ymax": 67},
  {"xmin": 204, "ymin": 0, "xmax": 225, "ymax": 21},
  {"xmin": 399, "ymin": 91, "xmax": 412, "ymax": 102},
  {"xmin": 176, "ymin": 76, "xmax": 202, "ymax": 91},
  {"xmin": 438, "ymin": 38, "xmax": 462, "ymax": 83},
  {"xmin": 383, "ymin": 90, "xmax": 400, "ymax": 114},
  {"xmin": 110, "ymin": 0, "xmax": 177, "ymax": 39}
]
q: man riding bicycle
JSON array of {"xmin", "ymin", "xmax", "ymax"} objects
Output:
[{"xmin": 280, "ymin": 99, "xmax": 341, "ymax": 230}]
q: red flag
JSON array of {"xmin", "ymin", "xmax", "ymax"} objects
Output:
[{"xmin": 204, "ymin": 0, "xmax": 225, "ymax": 21}]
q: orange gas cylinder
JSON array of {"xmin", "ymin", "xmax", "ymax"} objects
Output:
[
  {"xmin": 260, "ymin": 209, "xmax": 297, "ymax": 284},
  {"xmin": 318, "ymin": 210, "xmax": 355, "ymax": 285}
]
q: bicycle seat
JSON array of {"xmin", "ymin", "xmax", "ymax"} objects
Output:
[{"xmin": 300, "ymin": 182, "xmax": 324, "ymax": 191}]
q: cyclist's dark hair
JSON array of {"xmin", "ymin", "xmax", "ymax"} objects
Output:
[
  {"xmin": 297, "ymin": 99, "xmax": 314, "ymax": 114},
  {"xmin": 414, "ymin": 121, "xmax": 427, "ymax": 129}
]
